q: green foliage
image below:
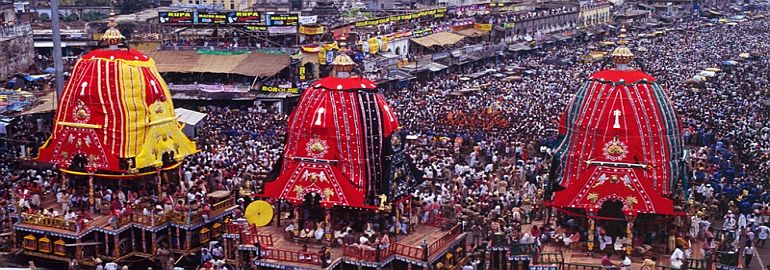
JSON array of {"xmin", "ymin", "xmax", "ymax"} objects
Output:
[
  {"xmin": 116, "ymin": 22, "xmax": 136, "ymax": 40},
  {"xmin": 38, "ymin": 13, "xmax": 50, "ymax": 22},
  {"xmin": 118, "ymin": 0, "xmax": 151, "ymax": 14},
  {"xmin": 81, "ymin": 11, "xmax": 109, "ymax": 22}
]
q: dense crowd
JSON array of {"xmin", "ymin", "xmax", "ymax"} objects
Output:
[{"xmin": 1, "ymin": 14, "xmax": 769, "ymax": 270}]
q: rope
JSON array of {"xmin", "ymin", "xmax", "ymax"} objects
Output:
[
  {"xmin": 551, "ymin": 207, "xmax": 683, "ymax": 224},
  {"xmin": 59, "ymin": 162, "xmax": 182, "ymax": 179}
]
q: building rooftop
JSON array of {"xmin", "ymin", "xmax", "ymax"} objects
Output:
[{"xmin": 99, "ymin": 7, "xmax": 177, "ymax": 24}]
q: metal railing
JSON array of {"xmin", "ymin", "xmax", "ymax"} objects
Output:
[{"xmin": 261, "ymin": 246, "xmax": 322, "ymax": 265}]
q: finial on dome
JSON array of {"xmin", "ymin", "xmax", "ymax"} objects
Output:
[
  {"xmin": 100, "ymin": 6, "xmax": 125, "ymax": 49},
  {"xmin": 331, "ymin": 45, "xmax": 356, "ymax": 78},
  {"xmin": 611, "ymin": 26, "xmax": 634, "ymax": 69}
]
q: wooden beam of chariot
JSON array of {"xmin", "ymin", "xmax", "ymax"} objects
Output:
[
  {"xmin": 291, "ymin": 157, "xmax": 339, "ymax": 164},
  {"xmin": 585, "ymin": 160, "xmax": 648, "ymax": 169},
  {"xmin": 65, "ymin": 242, "xmax": 102, "ymax": 246}
]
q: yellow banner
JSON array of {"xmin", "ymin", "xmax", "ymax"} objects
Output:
[
  {"xmin": 261, "ymin": 85, "xmax": 299, "ymax": 94},
  {"xmin": 381, "ymin": 36, "xmax": 390, "ymax": 51},
  {"xmin": 474, "ymin": 23, "xmax": 493, "ymax": 32},
  {"xmin": 367, "ymin": 37, "xmax": 380, "ymax": 54},
  {"xmin": 353, "ymin": 8, "xmax": 447, "ymax": 27},
  {"xmin": 299, "ymin": 25, "xmax": 326, "ymax": 35}
]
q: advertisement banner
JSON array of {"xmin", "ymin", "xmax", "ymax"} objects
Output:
[
  {"xmin": 197, "ymin": 12, "xmax": 227, "ymax": 24},
  {"xmin": 267, "ymin": 14, "xmax": 299, "ymax": 26},
  {"xmin": 261, "ymin": 85, "xmax": 299, "ymax": 94},
  {"xmin": 353, "ymin": 8, "xmax": 447, "ymax": 27},
  {"xmin": 299, "ymin": 15, "xmax": 318, "ymax": 25},
  {"xmin": 367, "ymin": 37, "xmax": 380, "ymax": 54},
  {"xmin": 244, "ymin": 25, "xmax": 268, "ymax": 32},
  {"xmin": 299, "ymin": 66, "xmax": 306, "ymax": 81},
  {"xmin": 474, "ymin": 23, "xmax": 493, "ymax": 32},
  {"xmin": 158, "ymin": 11, "xmax": 194, "ymax": 24},
  {"xmin": 380, "ymin": 36, "xmax": 390, "ymax": 52},
  {"xmin": 412, "ymin": 28, "xmax": 433, "ymax": 38},
  {"xmin": 331, "ymin": 25, "xmax": 351, "ymax": 40},
  {"xmin": 268, "ymin": 26, "xmax": 298, "ymax": 34},
  {"xmin": 227, "ymin": 11, "xmax": 260, "ymax": 24},
  {"xmin": 298, "ymin": 25, "xmax": 325, "ymax": 35}
]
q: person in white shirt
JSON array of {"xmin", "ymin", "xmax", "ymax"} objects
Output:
[
  {"xmin": 743, "ymin": 243, "xmax": 755, "ymax": 267},
  {"xmin": 756, "ymin": 225, "xmax": 769, "ymax": 247},
  {"xmin": 104, "ymin": 261, "xmax": 119, "ymax": 270},
  {"xmin": 620, "ymin": 254, "xmax": 632, "ymax": 270},
  {"xmin": 670, "ymin": 245, "xmax": 684, "ymax": 269}
]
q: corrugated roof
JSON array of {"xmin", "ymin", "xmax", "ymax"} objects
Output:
[{"xmin": 146, "ymin": 51, "xmax": 290, "ymax": 78}]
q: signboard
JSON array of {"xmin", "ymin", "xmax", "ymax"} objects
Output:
[
  {"xmin": 353, "ymin": 8, "xmax": 447, "ymax": 27},
  {"xmin": 268, "ymin": 26, "xmax": 298, "ymax": 34},
  {"xmin": 474, "ymin": 23, "xmax": 493, "ymax": 32},
  {"xmin": 245, "ymin": 25, "xmax": 268, "ymax": 33},
  {"xmin": 227, "ymin": 11, "xmax": 260, "ymax": 24},
  {"xmin": 331, "ymin": 25, "xmax": 351, "ymax": 40},
  {"xmin": 298, "ymin": 66, "xmax": 306, "ymax": 81},
  {"xmin": 412, "ymin": 28, "xmax": 433, "ymax": 37},
  {"xmin": 161, "ymin": 11, "xmax": 260, "ymax": 25},
  {"xmin": 298, "ymin": 25, "xmax": 325, "ymax": 35},
  {"xmin": 158, "ymin": 12, "xmax": 194, "ymax": 24},
  {"xmin": 299, "ymin": 15, "xmax": 317, "ymax": 25},
  {"xmin": 261, "ymin": 85, "xmax": 299, "ymax": 94},
  {"xmin": 267, "ymin": 14, "xmax": 299, "ymax": 26},
  {"xmin": 197, "ymin": 12, "xmax": 227, "ymax": 24}
]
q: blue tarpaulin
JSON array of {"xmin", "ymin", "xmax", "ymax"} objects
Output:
[{"xmin": 43, "ymin": 67, "xmax": 56, "ymax": 74}]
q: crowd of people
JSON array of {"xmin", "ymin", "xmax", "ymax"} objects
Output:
[{"xmin": 1, "ymin": 11, "xmax": 769, "ymax": 270}]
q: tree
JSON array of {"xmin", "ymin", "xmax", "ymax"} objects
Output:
[{"xmin": 118, "ymin": 0, "xmax": 150, "ymax": 14}]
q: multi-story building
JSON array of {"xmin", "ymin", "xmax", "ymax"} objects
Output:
[
  {"xmin": 508, "ymin": 5, "xmax": 579, "ymax": 36},
  {"xmin": 579, "ymin": 1, "xmax": 611, "ymax": 28},
  {"xmin": 0, "ymin": 3, "xmax": 34, "ymax": 80}
]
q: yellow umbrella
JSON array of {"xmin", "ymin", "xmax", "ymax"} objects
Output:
[{"xmin": 245, "ymin": 200, "xmax": 274, "ymax": 227}]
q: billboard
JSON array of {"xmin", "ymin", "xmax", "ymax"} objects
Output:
[
  {"xmin": 227, "ymin": 11, "xmax": 261, "ymax": 24},
  {"xmin": 197, "ymin": 12, "xmax": 227, "ymax": 24},
  {"xmin": 266, "ymin": 14, "xmax": 299, "ymax": 26},
  {"xmin": 159, "ymin": 11, "xmax": 262, "ymax": 25},
  {"xmin": 158, "ymin": 11, "xmax": 195, "ymax": 24}
]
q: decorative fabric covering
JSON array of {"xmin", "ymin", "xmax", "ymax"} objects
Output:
[
  {"xmin": 410, "ymin": 32, "xmax": 465, "ymax": 47},
  {"xmin": 37, "ymin": 49, "xmax": 197, "ymax": 172},
  {"xmin": 262, "ymin": 76, "xmax": 417, "ymax": 208},
  {"xmin": 550, "ymin": 69, "xmax": 684, "ymax": 215},
  {"xmin": 144, "ymin": 50, "xmax": 290, "ymax": 78}
]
